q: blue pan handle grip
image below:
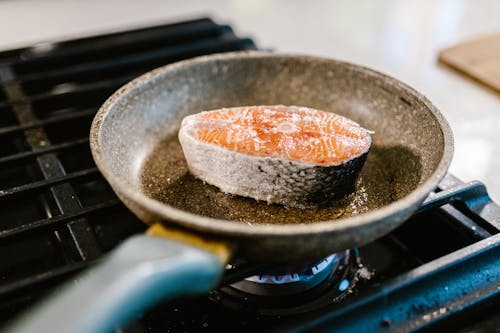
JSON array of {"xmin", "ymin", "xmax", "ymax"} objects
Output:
[{"xmin": 7, "ymin": 230, "xmax": 229, "ymax": 333}]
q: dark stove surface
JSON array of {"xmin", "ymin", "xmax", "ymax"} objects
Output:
[{"xmin": 0, "ymin": 18, "xmax": 499, "ymax": 333}]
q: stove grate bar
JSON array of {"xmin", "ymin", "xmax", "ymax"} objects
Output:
[
  {"xmin": 439, "ymin": 205, "xmax": 492, "ymax": 239},
  {"xmin": 20, "ymin": 36, "xmax": 255, "ymax": 97},
  {"xmin": 0, "ymin": 167, "xmax": 99, "ymax": 198},
  {"xmin": 12, "ymin": 19, "xmax": 225, "ymax": 74},
  {"xmin": 420, "ymin": 174, "xmax": 500, "ymax": 234},
  {"xmin": 0, "ymin": 138, "xmax": 88, "ymax": 168},
  {"xmin": 0, "ymin": 199, "xmax": 120, "ymax": 239},
  {"xmin": 18, "ymin": 31, "xmax": 244, "ymax": 82},
  {"xmin": 0, "ymin": 18, "xmax": 217, "ymax": 64},
  {"xmin": 0, "ymin": 109, "xmax": 94, "ymax": 137},
  {"xmin": 28, "ymin": 75, "xmax": 136, "ymax": 107}
]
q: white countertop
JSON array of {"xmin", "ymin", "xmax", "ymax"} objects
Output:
[{"xmin": 0, "ymin": 0, "xmax": 499, "ymax": 201}]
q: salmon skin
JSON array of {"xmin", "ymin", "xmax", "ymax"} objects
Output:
[{"xmin": 178, "ymin": 105, "xmax": 372, "ymax": 208}]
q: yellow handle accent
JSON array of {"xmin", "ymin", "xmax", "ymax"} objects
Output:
[{"xmin": 146, "ymin": 223, "xmax": 233, "ymax": 264}]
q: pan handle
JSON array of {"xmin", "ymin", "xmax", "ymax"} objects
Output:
[{"xmin": 6, "ymin": 224, "xmax": 231, "ymax": 333}]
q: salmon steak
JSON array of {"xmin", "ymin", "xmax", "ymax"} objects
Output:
[{"xmin": 178, "ymin": 105, "xmax": 372, "ymax": 208}]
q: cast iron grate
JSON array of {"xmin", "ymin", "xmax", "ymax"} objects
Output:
[{"xmin": 0, "ymin": 17, "xmax": 255, "ymax": 321}]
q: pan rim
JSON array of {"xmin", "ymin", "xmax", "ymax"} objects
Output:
[{"xmin": 90, "ymin": 51, "xmax": 454, "ymax": 237}]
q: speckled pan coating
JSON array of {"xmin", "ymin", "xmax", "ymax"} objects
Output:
[
  {"xmin": 179, "ymin": 115, "xmax": 370, "ymax": 208},
  {"xmin": 90, "ymin": 52, "xmax": 454, "ymax": 261}
]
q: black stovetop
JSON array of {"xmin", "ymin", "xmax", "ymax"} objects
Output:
[{"xmin": 0, "ymin": 18, "xmax": 498, "ymax": 333}]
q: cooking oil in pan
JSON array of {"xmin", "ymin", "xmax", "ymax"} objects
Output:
[{"xmin": 140, "ymin": 136, "xmax": 421, "ymax": 225}]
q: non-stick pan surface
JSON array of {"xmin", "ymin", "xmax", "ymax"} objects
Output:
[{"xmin": 90, "ymin": 51, "xmax": 453, "ymax": 261}]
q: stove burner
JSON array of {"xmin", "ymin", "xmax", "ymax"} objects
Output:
[
  {"xmin": 230, "ymin": 253, "xmax": 340, "ymax": 296},
  {"xmin": 210, "ymin": 249, "xmax": 368, "ymax": 316}
]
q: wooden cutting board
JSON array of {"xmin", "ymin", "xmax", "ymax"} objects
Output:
[{"xmin": 438, "ymin": 33, "xmax": 500, "ymax": 93}]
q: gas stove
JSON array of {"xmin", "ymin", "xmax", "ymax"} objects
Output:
[{"xmin": 0, "ymin": 18, "xmax": 498, "ymax": 332}]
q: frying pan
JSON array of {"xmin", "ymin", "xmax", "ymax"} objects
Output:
[{"xmin": 8, "ymin": 52, "xmax": 453, "ymax": 333}]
